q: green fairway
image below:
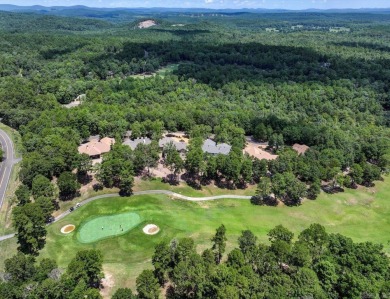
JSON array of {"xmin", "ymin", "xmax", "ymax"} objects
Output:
[
  {"xmin": 77, "ymin": 212, "xmax": 141, "ymax": 243},
  {"xmin": 34, "ymin": 177, "xmax": 390, "ymax": 296}
]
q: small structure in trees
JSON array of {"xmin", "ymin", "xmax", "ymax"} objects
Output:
[
  {"xmin": 78, "ymin": 137, "xmax": 115, "ymax": 159},
  {"xmin": 123, "ymin": 137, "xmax": 151, "ymax": 150},
  {"xmin": 202, "ymin": 139, "xmax": 231, "ymax": 155},
  {"xmin": 292, "ymin": 143, "xmax": 310, "ymax": 155}
]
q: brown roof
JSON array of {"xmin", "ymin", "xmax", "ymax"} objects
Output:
[
  {"xmin": 292, "ymin": 143, "xmax": 310, "ymax": 155},
  {"xmin": 78, "ymin": 138, "xmax": 115, "ymax": 157},
  {"xmin": 100, "ymin": 137, "xmax": 115, "ymax": 147}
]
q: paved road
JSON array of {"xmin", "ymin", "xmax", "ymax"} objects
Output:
[
  {"xmin": 0, "ymin": 128, "xmax": 20, "ymax": 210},
  {"xmin": 0, "ymin": 190, "xmax": 252, "ymax": 241}
]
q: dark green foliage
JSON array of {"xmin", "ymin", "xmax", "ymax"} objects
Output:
[
  {"xmin": 174, "ymin": 238, "xmax": 196, "ymax": 264},
  {"xmin": 112, "ymin": 288, "xmax": 135, "ymax": 299},
  {"xmin": 133, "ymin": 141, "xmax": 160, "ymax": 176},
  {"xmin": 268, "ymin": 225, "xmax": 294, "ymax": 244},
  {"xmin": 15, "ymin": 184, "xmax": 31, "ymax": 206},
  {"xmin": 96, "ymin": 144, "xmax": 134, "ymax": 188},
  {"xmin": 4, "ymin": 252, "xmax": 36, "ymax": 285},
  {"xmin": 35, "ymin": 196, "xmax": 55, "ymax": 222},
  {"xmin": 67, "ymin": 249, "xmax": 103, "ymax": 288},
  {"xmin": 307, "ymin": 180, "xmax": 321, "ymax": 199},
  {"xmin": 12, "ymin": 202, "xmax": 46, "ymax": 255},
  {"xmin": 152, "ymin": 241, "xmax": 172, "ymax": 285},
  {"xmin": 31, "ymin": 175, "xmax": 55, "ymax": 199},
  {"xmin": 163, "ymin": 142, "xmax": 184, "ymax": 183},
  {"xmin": 118, "ymin": 172, "xmax": 134, "ymax": 196},
  {"xmin": 58, "ymin": 171, "xmax": 80, "ymax": 199},
  {"xmin": 136, "ymin": 269, "xmax": 160, "ymax": 299},
  {"xmin": 211, "ymin": 224, "xmax": 227, "ymax": 264}
]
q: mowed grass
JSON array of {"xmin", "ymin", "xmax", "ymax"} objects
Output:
[
  {"xmin": 77, "ymin": 212, "xmax": 141, "ymax": 243},
  {"xmin": 36, "ymin": 177, "xmax": 390, "ymax": 297},
  {"xmin": 129, "ymin": 63, "xmax": 179, "ymax": 79},
  {"xmin": 133, "ymin": 177, "xmax": 256, "ymax": 197}
]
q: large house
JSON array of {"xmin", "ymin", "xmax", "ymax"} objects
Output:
[
  {"xmin": 123, "ymin": 137, "xmax": 151, "ymax": 150},
  {"xmin": 78, "ymin": 137, "xmax": 115, "ymax": 159},
  {"xmin": 159, "ymin": 137, "xmax": 187, "ymax": 152},
  {"xmin": 202, "ymin": 139, "xmax": 231, "ymax": 155},
  {"xmin": 123, "ymin": 135, "xmax": 230, "ymax": 155}
]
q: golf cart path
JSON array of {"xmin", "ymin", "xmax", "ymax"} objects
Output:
[{"xmin": 0, "ymin": 190, "xmax": 252, "ymax": 241}]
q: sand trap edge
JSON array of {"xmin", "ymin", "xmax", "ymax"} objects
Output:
[
  {"xmin": 143, "ymin": 224, "xmax": 160, "ymax": 235},
  {"xmin": 61, "ymin": 224, "xmax": 76, "ymax": 234}
]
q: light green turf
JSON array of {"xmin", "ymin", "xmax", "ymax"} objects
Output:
[
  {"xmin": 77, "ymin": 212, "xmax": 141, "ymax": 243},
  {"xmin": 1, "ymin": 177, "xmax": 389, "ymax": 297}
]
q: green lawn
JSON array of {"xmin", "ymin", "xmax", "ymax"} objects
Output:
[
  {"xmin": 77, "ymin": 212, "xmax": 141, "ymax": 243},
  {"xmin": 129, "ymin": 63, "xmax": 179, "ymax": 79},
  {"xmin": 134, "ymin": 177, "xmax": 256, "ymax": 197},
  {"xmin": 33, "ymin": 177, "xmax": 390, "ymax": 297}
]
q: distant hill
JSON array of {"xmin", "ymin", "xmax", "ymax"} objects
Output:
[
  {"xmin": 1, "ymin": 4, "xmax": 389, "ymax": 14},
  {"xmin": 0, "ymin": 5, "xmax": 389, "ymax": 25}
]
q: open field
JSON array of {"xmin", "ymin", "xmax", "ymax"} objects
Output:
[
  {"xmin": 134, "ymin": 177, "xmax": 257, "ymax": 197},
  {"xmin": 129, "ymin": 63, "xmax": 179, "ymax": 79},
  {"xmin": 22, "ymin": 176, "xmax": 389, "ymax": 297}
]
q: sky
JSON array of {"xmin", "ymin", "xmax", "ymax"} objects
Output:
[{"xmin": 1, "ymin": 0, "xmax": 390, "ymax": 10}]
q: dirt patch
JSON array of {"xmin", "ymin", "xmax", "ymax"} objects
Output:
[
  {"xmin": 138, "ymin": 20, "xmax": 157, "ymax": 29},
  {"xmin": 244, "ymin": 138, "xmax": 278, "ymax": 161},
  {"xmin": 61, "ymin": 224, "xmax": 75, "ymax": 234},
  {"xmin": 143, "ymin": 224, "xmax": 160, "ymax": 235},
  {"xmin": 100, "ymin": 270, "xmax": 115, "ymax": 299}
]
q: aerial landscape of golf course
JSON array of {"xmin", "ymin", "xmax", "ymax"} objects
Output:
[{"xmin": 1, "ymin": 2, "xmax": 390, "ymax": 298}]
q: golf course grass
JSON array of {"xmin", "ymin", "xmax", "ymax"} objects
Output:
[
  {"xmin": 34, "ymin": 177, "xmax": 390, "ymax": 297},
  {"xmin": 77, "ymin": 212, "xmax": 141, "ymax": 243}
]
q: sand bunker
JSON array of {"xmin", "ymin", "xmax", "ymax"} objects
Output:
[
  {"xmin": 143, "ymin": 224, "xmax": 160, "ymax": 235},
  {"xmin": 61, "ymin": 224, "xmax": 75, "ymax": 234}
]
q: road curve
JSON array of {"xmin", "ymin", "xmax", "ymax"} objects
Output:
[
  {"xmin": 0, "ymin": 128, "xmax": 19, "ymax": 210},
  {"xmin": 0, "ymin": 190, "xmax": 252, "ymax": 241}
]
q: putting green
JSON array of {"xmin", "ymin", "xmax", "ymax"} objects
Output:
[{"xmin": 77, "ymin": 212, "xmax": 141, "ymax": 243}]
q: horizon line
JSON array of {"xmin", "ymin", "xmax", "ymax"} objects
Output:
[{"xmin": 1, "ymin": 4, "xmax": 390, "ymax": 11}]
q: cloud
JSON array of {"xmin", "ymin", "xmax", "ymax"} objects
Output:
[{"xmin": 204, "ymin": 0, "xmax": 214, "ymax": 3}]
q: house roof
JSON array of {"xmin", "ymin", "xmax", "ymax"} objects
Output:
[
  {"xmin": 292, "ymin": 143, "xmax": 310, "ymax": 155},
  {"xmin": 123, "ymin": 137, "xmax": 151, "ymax": 150},
  {"xmin": 202, "ymin": 139, "xmax": 231, "ymax": 155},
  {"xmin": 159, "ymin": 137, "xmax": 187, "ymax": 151},
  {"xmin": 78, "ymin": 137, "xmax": 115, "ymax": 157},
  {"xmin": 100, "ymin": 137, "xmax": 116, "ymax": 147}
]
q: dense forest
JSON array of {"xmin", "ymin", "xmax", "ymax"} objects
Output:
[{"xmin": 0, "ymin": 8, "xmax": 390, "ymax": 298}]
